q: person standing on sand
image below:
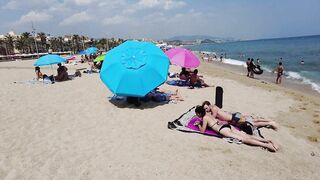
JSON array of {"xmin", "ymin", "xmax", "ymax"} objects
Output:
[
  {"xmin": 246, "ymin": 58, "xmax": 251, "ymax": 77},
  {"xmin": 275, "ymin": 62, "xmax": 284, "ymax": 84},
  {"xmin": 249, "ymin": 58, "xmax": 255, "ymax": 78}
]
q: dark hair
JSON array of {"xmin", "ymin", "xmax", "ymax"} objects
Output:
[
  {"xmin": 195, "ymin": 105, "xmax": 206, "ymax": 117},
  {"xmin": 194, "ymin": 69, "xmax": 198, "ymax": 74},
  {"xmin": 35, "ymin": 66, "xmax": 40, "ymax": 72},
  {"xmin": 181, "ymin": 67, "xmax": 186, "ymax": 71},
  {"xmin": 58, "ymin": 63, "xmax": 61, "ymax": 66},
  {"xmin": 279, "ymin": 62, "xmax": 282, "ymax": 65},
  {"xmin": 202, "ymin": 101, "xmax": 211, "ymax": 107},
  {"xmin": 247, "ymin": 58, "xmax": 250, "ymax": 60}
]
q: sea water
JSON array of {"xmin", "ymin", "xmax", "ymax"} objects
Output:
[{"xmin": 187, "ymin": 35, "xmax": 320, "ymax": 94}]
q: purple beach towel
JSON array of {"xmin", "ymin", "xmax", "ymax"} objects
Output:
[{"xmin": 186, "ymin": 117, "xmax": 222, "ymax": 137}]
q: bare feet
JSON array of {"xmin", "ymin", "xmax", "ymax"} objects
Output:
[
  {"xmin": 269, "ymin": 140, "xmax": 280, "ymax": 151},
  {"xmin": 265, "ymin": 142, "xmax": 278, "ymax": 152}
]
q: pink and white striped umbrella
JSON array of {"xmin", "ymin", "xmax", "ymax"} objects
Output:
[{"xmin": 165, "ymin": 48, "xmax": 200, "ymax": 68}]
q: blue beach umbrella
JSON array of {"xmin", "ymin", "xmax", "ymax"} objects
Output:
[
  {"xmin": 34, "ymin": 54, "xmax": 66, "ymax": 66},
  {"xmin": 100, "ymin": 41, "xmax": 170, "ymax": 97},
  {"xmin": 79, "ymin": 51, "xmax": 87, "ymax": 55},
  {"xmin": 86, "ymin": 47, "xmax": 99, "ymax": 54}
]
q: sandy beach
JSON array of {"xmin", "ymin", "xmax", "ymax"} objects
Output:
[{"xmin": 1, "ymin": 58, "xmax": 320, "ymax": 179}]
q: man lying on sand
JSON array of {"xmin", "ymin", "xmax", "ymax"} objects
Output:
[
  {"xmin": 194, "ymin": 106, "xmax": 279, "ymax": 152},
  {"xmin": 202, "ymin": 101, "xmax": 278, "ymax": 130}
]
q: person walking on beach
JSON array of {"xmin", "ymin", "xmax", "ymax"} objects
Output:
[
  {"xmin": 246, "ymin": 58, "xmax": 251, "ymax": 77},
  {"xmin": 275, "ymin": 62, "xmax": 284, "ymax": 84},
  {"xmin": 249, "ymin": 58, "xmax": 255, "ymax": 78}
]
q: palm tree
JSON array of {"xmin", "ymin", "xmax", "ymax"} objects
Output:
[
  {"xmin": 4, "ymin": 34, "xmax": 14, "ymax": 55},
  {"xmin": 71, "ymin": 34, "xmax": 81, "ymax": 53},
  {"xmin": 37, "ymin": 32, "xmax": 47, "ymax": 52},
  {"xmin": 0, "ymin": 39, "xmax": 7, "ymax": 55},
  {"xmin": 14, "ymin": 32, "xmax": 32, "ymax": 54},
  {"xmin": 96, "ymin": 38, "xmax": 107, "ymax": 50}
]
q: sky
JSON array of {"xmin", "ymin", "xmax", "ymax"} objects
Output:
[{"xmin": 0, "ymin": 0, "xmax": 320, "ymax": 40}]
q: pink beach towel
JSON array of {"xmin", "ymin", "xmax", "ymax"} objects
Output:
[{"xmin": 186, "ymin": 117, "xmax": 222, "ymax": 137}]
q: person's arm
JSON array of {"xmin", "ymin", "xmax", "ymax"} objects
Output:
[{"xmin": 198, "ymin": 117, "xmax": 208, "ymax": 133}]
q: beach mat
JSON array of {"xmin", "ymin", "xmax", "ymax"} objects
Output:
[{"xmin": 168, "ymin": 106, "xmax": 222, "ymax": 137}]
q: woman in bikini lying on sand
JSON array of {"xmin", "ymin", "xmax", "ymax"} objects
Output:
[
  {"xmin": 194, "ymin": 106, "xmax": 279, "ymax": 152},
  {"xmin": 202, "ymin": 101, "xmax": 278, "ymax": 130}
]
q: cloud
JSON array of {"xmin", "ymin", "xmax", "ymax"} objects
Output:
[
  {"xmin": 14, "ymin": 11, "xmax": 52, "ymax": 25},
  {"xmin": 59, "ymin": 11, "xmax": 92, "ymax": 26},
  {"xmin": 103, "ymin": 15, "xmax": 128, "ymax": 25},
  {"xmin": 2, "ymin": 0, "xmax": 58, "ymax": 10},
  {"xmin": 2, "ymin": 0, "xmax": 19, "ymax": 9},
  {"xmin": 73, "ymin": 0, "xmax": 95, "ymax": 6},
  {"xmin": 138, "ymin": 0, "xmax": 161, "ymax": 8},
  {"xmin": 163, "ymin": 0, "xmax": 186, "ymax": 10},
  {"xmin": 137, "ymin": 0, "xmax": 186, "ymax": 10}
]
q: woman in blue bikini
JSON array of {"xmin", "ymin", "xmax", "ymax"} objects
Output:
[{"xmin": 194, "ymin": 106, "xmax": 279, "ymax": 152}]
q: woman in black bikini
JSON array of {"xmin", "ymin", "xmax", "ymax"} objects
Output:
[{"xmin": 194, "ymin": 106, "xmax": 279, "ymax": 152}]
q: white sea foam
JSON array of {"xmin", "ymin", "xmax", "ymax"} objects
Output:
[
  {"xmin": 199, "ymin": 51, "xmax": 216, "ymax": 55},
  {"xmin": 287, "ymin": 71, "xmax": 303, "ymax": 80},
  {"xmin": 223, "ymin": 58, "xmax": 247, "ymax": 67},
  {"xmin": 286, "ymin": 71, "xmax": 320, "ymax": 93}
]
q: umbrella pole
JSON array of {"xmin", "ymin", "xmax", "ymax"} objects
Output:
[{"xmin": 51, "ymin": 65, "xmax": 55, "ymax": 82}]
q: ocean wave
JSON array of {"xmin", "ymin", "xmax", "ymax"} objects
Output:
[
  {"xmin": 199, "ymin": 51, "xmax": 217, "ymax": 55},
  {"xmin": 286, "ymin": 71, "xmax": 320, "ymax": 93},
  {"xmin": 223, "ymin": 58, "xmax": 247, "ymax": 67}
]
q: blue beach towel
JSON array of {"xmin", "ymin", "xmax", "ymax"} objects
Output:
[{"xmin": 166, "ymin": 80, "xmax": 189, "ymax": 86}]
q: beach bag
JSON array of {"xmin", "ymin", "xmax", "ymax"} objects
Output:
[
  {"xmin": 239, "ymin": 122, "xmax": 264, "ymax": 138},
  {"xmin": 239, "ymin": 122, "xmax": 254, "ymax": 135}
]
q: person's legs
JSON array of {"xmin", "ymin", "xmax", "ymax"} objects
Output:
[
  {"xmin": 220, "ymin": 128, "xmax": 277, "ymax": 152},
  {"xmin": 231, "ymin": 127, "xmax": 270, "ymax": 143},
  {"xmin": 276, "ymin": 75, "xmax": 280, "ymax": 84},
  {"xmin": 252, "ymin": 119, "xmax": 278, "ymax": 130},
  {"xmin": 279, "ymin": 75, "xmax": 282, "ymax": 84}
]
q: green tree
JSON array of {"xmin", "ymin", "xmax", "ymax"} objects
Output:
[
  {"xmin": 37, "ymin": 32, "xmax": 48, "ymax": 52},
  {"xmin": 4, "ymin": 34, "xmax": 14, "ymax": 55}
]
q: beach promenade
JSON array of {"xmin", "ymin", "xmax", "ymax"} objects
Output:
[{"xmin": 0, "ymin": 58, "xmax": 319, "ymax": 179}]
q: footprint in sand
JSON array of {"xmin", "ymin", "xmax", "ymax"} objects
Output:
[
  {"xmin": 307, "ymin": 136, "xmax": 318, "ymax": 143},
  {"xmin": 299, "ymin": 107, "xmax": 307, "ymax": 110},
  {"xmin": 313, "ymin": 118, "xmax": 320, "ymax": 124},
  {"xmin": 222, "ymin": 149, "xmax": 232, "ymax": 154},
  {"xmin": 199, "ymin": 147, "xmax": 212, "ymax": 152}
]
